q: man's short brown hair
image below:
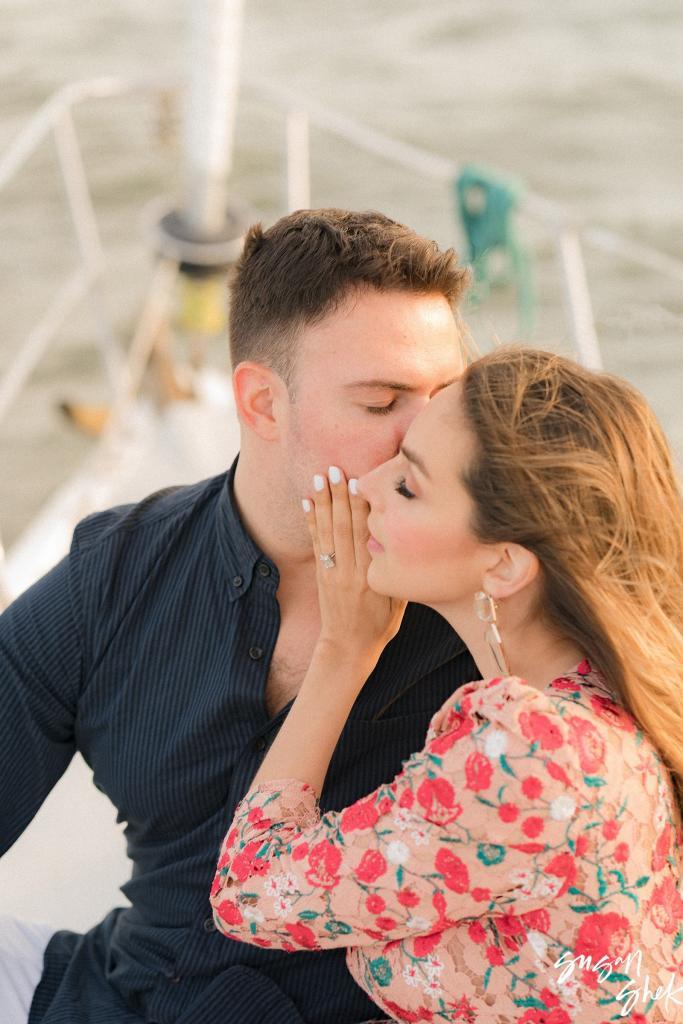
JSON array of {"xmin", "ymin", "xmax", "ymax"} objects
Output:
[{"xmin": 228, "ymin": 208, "xmax": 470, "ymax": 395}]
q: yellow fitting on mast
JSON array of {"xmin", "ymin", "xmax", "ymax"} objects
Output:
[{"xmin": 177, "ymin": 273, "xmax": 227, "ymax": 335}]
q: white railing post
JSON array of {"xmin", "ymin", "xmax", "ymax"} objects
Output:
[
  {"xmin": 53, "ymin": 108, "xmax": 124, "ymax": 393},
  {"xmin": 107, "ymin": 259, "xmax": 180, "ymax": 422},
  {"xmin": 0, "ymin": 270, "xmax": 91, "ymax": 426},
  {"xmin": 286, "ymin": 110, "xmax": 311, "ymax": 211},
  {"xmin": 556, "ymin": 229, "xmax": 602, "ymax": 371}
]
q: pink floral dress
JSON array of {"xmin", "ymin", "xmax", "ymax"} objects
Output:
[{"xmin": 210, "ymin": 662, "xmax": 683, "ymax": 1023}]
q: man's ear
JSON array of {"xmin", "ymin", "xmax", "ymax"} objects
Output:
[
  {"xmin": 482, "ymin": 543, "xmax": 539, "ymax": 601},
  {"xmin": 232, "ymin": 361, "xmax": 287, "ymax": 441}
]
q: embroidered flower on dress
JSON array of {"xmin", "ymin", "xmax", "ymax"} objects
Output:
[
  {"xmin": 425, "ymin": 954, "xmax": 443, "ymax": 975},
  {"xmin": 393, "ymin": 808, "xmax": 413, "ymax": 831},
  {"xmin": 647, "ymin": 875, "xmax": 683, "ymax": 933},
  {"xmin": 305, "ymin": 839, "xmax": 342, "ymax": 888},
  {"xmin": 406, "ymin": 915, "xmax": 429, "ymax": 930},
  {"xmin": 340, "ymin": 797, "xmax": 380, "ymax": 833},
  {"xmin": 550, "ymin": 795, "xmax": 576, "ymax": 820},
  {"xmin": 264, "ymin": 876, "xmax": 281, "ymax": 897},
  {"xmin": 243, "ymin": 906, "xmax": 264, "ymax": 923},
  {"xmin": 532, "ymin": 875, "xmax": 563, "ymax": 900},
  {"xmin": 402, "ymin": 964, "xmax": 420, "ymax": 987},
  {"xmin": 209, "ymin": 668, "xmax": 679, "ymax": 1024},
  {"xmin": 387, "ymin": 840, "xmax": 410, "ymax": 864},
  {"xmin": 356, "ymin": 849, "xmax": 388, "ymax": 884},
  {"xmin": 410, "ymin": 827, "xmax": 430, "ymax": 846},
  {"xmin": 567, "ymin": 715, "xmax": 606, "ymax": 773},
  {"xmin": 272, "ymin": 895, "xmax": 293, "ymax": 918},
  {"xmin": 422, "ymin": 975, "xmax": 443, "ymax": 999},
  {"xmin": 464, "ymin": 750, "xmax": 494, "ymax": 791},
  {"xmin": 519, "ymin": 710, "xmax": 564, "ymax": 750},
  {"xmin": 526, "ymin": 929, "xmax": 549, "ymax": 959},
  {"xmin": 484, "ymin": 728, "xmax": 508, "ymax": 757},
  {"xmin": 265, "ymin": 871, "xmax": 299, "ymax": 896}
]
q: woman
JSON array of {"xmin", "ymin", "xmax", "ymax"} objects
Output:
[{"xmin": 210, "ymin": 347, "xmax": 683, "ymax": 1023}]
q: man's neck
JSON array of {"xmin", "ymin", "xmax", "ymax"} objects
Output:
[{"xmin": 233, "ymin": 449, "xmax": 319, "ymax": 600}]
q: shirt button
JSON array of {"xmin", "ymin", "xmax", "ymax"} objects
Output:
[
  {"xmin": 257, "ymin": 563, "xmax": 271, "ymax": 577},
  {"xmin": 203, "ymin": 916, "xmax": 217, "ymax": 932},
  {"xmin": 249, "ymin": 646, "xmax": 263, "ymax": 660},
  {"xmin": 252, "ymin": 736, "xmax": 267, "ymax": 753},
  {"xmin": 166, "ymin": 972, "xmax": 181, "ymax": 983},
  {"xmin": 232, "ymin": 575, "xmax": 243, "ymax": 588}
]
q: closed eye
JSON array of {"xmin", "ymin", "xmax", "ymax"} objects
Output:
[
  {"xmin": 365, "ymin": 401, "xmax": 397, "ymax": 415},
  {"xmin": 394, "ymin": 476, "xmax": 416, "ymax": 499}
]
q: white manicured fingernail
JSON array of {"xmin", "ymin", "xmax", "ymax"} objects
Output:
[
  {"xmin": 328, "ymin": 465, "xmax": 341, "ymax": 484},
  {"xmin": 313, "ymin": 474, "xmax": 325, "ymax": 491},
  {"xmin": 348, "ymin": 478, "xmax": 358, "ymax": 495},
  {"xmin": 302, "ymin": 498, "xmax": 311, "ymax": 512}
]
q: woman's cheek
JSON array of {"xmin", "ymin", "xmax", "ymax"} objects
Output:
[
  {"xmin": 387, "ymin": 513, "xmax": 478, "ymax": 578},
  {"xmin": 387, "ymin": 516, "xmax": 439, "ymax": 564}
]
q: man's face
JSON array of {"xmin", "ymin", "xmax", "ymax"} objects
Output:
[{"xmin": 281, "ymin": 287, "xmax": 465, "ymax": 504}]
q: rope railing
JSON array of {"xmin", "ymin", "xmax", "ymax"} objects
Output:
[
  {"xmin": 246, "ymin": 77, "xmax": 683, "ymax": 278},
  {"xmin": 2, "ymin": 74, "xmax": 680, "ymax": 276},
  {"xmin": 1, "ymin": 73, "xmax": 681, "ymax": 604},
  {"xmin": 0, "ymin": 77, "xmax": 139, "ymax": 192},
  {"xmin": 1, "ymin": 74, "xmax": 681, "ymax": 407}
]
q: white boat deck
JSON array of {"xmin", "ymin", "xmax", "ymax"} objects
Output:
[
  {"xmin": 1, "ymin": 370, "xmax": 241, "ymax": 931},
  {"xmin": 1, "ymin": 756, "xmax": 131, "ymax": 932}
]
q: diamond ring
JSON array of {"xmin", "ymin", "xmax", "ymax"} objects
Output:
[{"xmin": 319, "ymin": 552, "xmax": 336, "ymax": 570}]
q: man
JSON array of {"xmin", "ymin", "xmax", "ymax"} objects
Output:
[{"xmin": 0, "ymin": 209, "xmax": 478, "ymax": 1024}]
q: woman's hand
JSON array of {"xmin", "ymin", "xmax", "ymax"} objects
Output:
[
  {"xmin": 302, "ymin": 466, "xmax": 407, "ymax": 667},
  {"xmin": 243, "ymin": 467, "xmax": 406, "ymax": 797}
]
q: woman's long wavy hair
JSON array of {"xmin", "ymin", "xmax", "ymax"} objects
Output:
[{"xmin": 460, "ymin": 346, "xmax": 683, "ymax": 815}]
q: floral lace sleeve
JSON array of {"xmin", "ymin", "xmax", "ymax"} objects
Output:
[{"xmin": 209, "ymin": 676, "xmax": 591, "ymax": 952}]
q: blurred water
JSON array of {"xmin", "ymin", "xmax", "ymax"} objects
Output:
[{"xmin": 0, "ymin": 0, "xmax": 681, "ymax": 548}]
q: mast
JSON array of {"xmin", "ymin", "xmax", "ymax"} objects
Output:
[
  {"xmin": 151, "ymin": 0, "xmax": 252, "ymax": 342},
  {"xmin": 183, "ymin": 0, "xmax": 244, "ymax": 236}
]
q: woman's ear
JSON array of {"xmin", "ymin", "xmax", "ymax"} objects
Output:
[
  {"xmin": 232, "ymin": 361, "xmax": 286, "ymax": 441},
  {"xmin": 482, "ymin": 543, "xmax": 539, "ymax": 601}
]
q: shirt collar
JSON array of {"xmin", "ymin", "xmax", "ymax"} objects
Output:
[{"xmin": 216, "ymin": 454, "xmax": 280, "ymax": 602}]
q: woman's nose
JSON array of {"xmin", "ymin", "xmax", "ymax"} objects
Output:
[
  {"xmin": 357, "ymin": 456, "xmax": 394, "ymax": 507},
  {"xmin": 356, "ymin": 471, "xmax": 372, "ymax": 503},
  {"xmin": 357, "ymin": 466, "xmax": 378, "ymax": 505}
]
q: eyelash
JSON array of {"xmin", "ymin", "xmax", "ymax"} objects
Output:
[
  {"xmin": 394, "ymin": 476, "xmax": 416, "ymax": 499},
  {"xmin": 365, "ymin": 401, "xmax": 397, "ymax": 416}
]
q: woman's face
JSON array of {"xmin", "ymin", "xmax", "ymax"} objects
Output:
[{"xmin": 357, "ymin": 380, "xmax": 497, "ymax": 610}]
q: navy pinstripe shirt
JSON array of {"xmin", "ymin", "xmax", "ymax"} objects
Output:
[{"xmin": 0, "ymin": 455, "xmax": 477, "ymax": 1024}]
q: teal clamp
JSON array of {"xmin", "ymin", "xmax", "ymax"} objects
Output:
[{"xmin": 454, "ymin": 164, "xmax": 535, "ymax": 336}]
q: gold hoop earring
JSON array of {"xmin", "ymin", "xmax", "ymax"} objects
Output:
[{"xmin": 474, "ymin": 591, "xmax": 511, "ymax": 676}]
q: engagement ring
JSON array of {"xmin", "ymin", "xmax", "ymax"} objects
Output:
[{"xmin": 319, "ymin": 552, "xmax": 336, "ymax": 569}]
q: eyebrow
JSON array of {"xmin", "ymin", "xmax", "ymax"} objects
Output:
[
  {"xmin": 400, "ymin": 444, "xmax": 431, "ymax": 481},
  {"xmin": 343, "ymin": 377, "xmax": 458, "ymax": 393}
]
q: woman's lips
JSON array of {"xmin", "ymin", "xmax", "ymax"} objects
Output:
[{"xmin": 367, "ymin": 534, "xmax": 384, "ymax": 553}]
